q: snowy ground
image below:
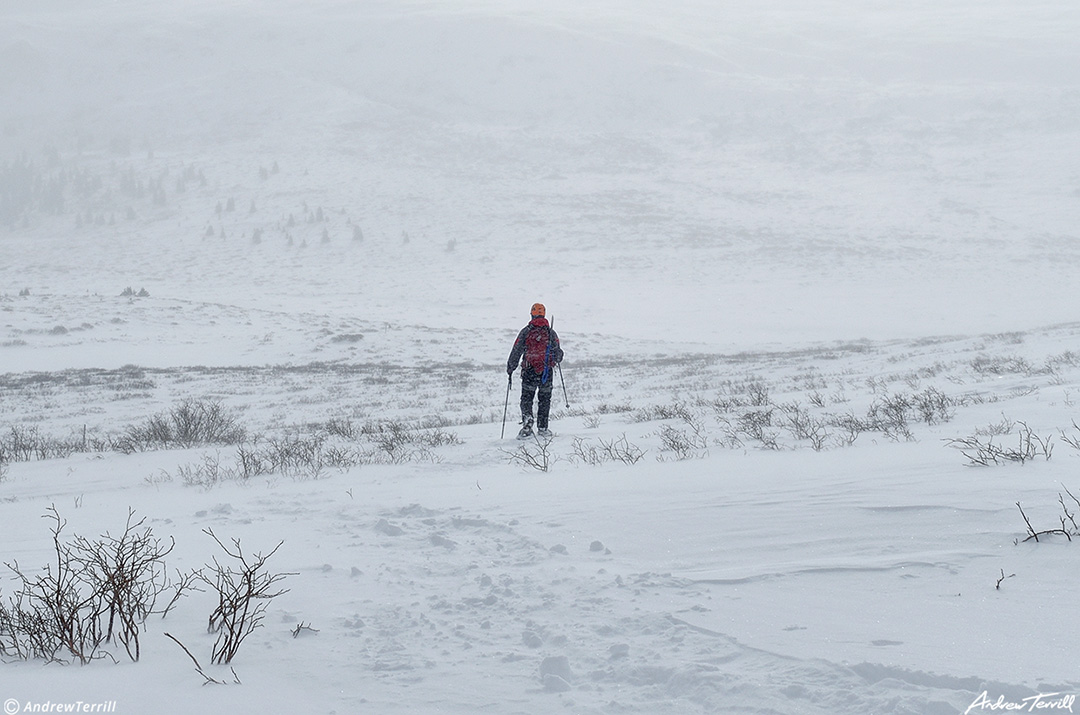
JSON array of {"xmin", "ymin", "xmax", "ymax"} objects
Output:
[
  {"xmin": 3, "ymin": 1, "xmax": 1080, "ymax": 713},
  {"xmin": 3, "ymin": 324, "xmax": 1080, "ymax": 714}
]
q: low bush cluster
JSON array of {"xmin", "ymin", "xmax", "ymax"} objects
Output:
[
  {"xmin": 115, "ymin": 399, "xmax": 246, "ymax": 453},
  {"xmin": 0, "ymin": 509, "xmax": 291, "ymax": 672},
  {"xmin": 615, "ymin": 385, "xmax": 961, "ymax": 457},
  {"xmin": 569, "ymin": 434, "xmax": 647, "ymax": 466},
  {"xmin": 1, "ymin": 402, "xmax": 464, "ymax": 486},
  {"xmin": 0, "ymin": 399, "xmax": 243, "ymax": 463},
  {"xmin": 154, "ymin": 419, "xmax": 463, "ymax": 488},
  {"xmin": 946, "ymin": 422, "xmax": 1054, "ymax": 466},
  {"xmin": 0, "ymin": 508, "xmax": 184, "ymax": 664}
]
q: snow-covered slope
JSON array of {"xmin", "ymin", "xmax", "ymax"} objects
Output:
[
  {"xmin": 2, "ymin": 1, "xmax": 1080, "ymax": 713},
  {"xmin": 2, "ymin": 323, "xmax": 1080, "ymax": 714}
]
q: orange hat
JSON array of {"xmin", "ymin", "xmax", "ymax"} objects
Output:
[{"xmin": 531, "ymin": 303, "xmax": 546, "ymax": 318}]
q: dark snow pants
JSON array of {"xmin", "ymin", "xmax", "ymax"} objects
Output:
[{"xmin": 520, "ymin": 369, "xmax": 554, "ymax": 429}]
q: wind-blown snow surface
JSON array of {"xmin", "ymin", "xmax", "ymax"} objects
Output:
[{"xmin": 2, "ymin": 1, "xmax": 1080, "ymax": 713}]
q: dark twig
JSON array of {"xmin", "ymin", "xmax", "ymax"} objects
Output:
[
  {"xmin": 1016, "ymin": 501, "xmax": 1071, "ymax": 543},
  {"xmin": 292, "ymin": 622, "xmax": 319, "ymax": 638},
  {"xmin": 164, "ymin": 632, "xmax": 225, "ymax": 685}
]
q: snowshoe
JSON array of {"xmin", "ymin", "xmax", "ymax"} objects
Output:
[
  {"xmin": 517, "ymin": 416, "xmax": 534, "ymax": 440},
  {"xmin": 537, "ymin": 428, "xmax": 552, "ymax": 439}
]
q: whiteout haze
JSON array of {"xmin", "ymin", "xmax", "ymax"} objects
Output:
[{"xmin": 1, "ymin": 1, "xmax": 1079, "ymax": 713}]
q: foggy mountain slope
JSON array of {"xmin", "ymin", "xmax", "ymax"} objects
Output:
[{"xmin": 2, "ymin": 0, "xmax": 1080, "ymax": 360}]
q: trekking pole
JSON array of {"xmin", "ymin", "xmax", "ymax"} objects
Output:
[
  {"xmin": 549, "ymin": 316, "xmax": 569, "ymax": 408},
  {"xmin": 500, "ymin": 373, "xmax": 512, "ymax": 439}
]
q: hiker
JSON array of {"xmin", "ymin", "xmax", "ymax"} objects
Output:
[{"xmin": 507, "ymin": 303, "xmax": 564, "ymax": 439}]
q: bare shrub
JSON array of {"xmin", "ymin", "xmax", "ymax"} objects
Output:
[
  {"xmin": 822, "ymin": 387, "xmax": 952, "ymax": 445},
  {"xmin": 598, "ymin": 434, "xmax": 646, "ymax": 464},
  {"xmin": 417, "ymin": 425, "xmax": 461, "ymax": 448},
  {"xmin": 570, "ymin": 435, "xmax": 646, "ymax": 466},
  {"xmin": 1015, "ymin": 489, "xmax": 1080, "ymax": 542},
  {"xmin": 976, "ymin": 414, "xmax": 1016, "ymax": 437},
  {"xmin": 322, "ymin": 445, "xmax": 364, "ymax": 469},
  {"xmin": 704, "ymin": 395, "xmax": 744, "ymax": 418},
  {"xmin": 713, "ymin": 418, "xmax": 745, "ymax": 449},
  {"xmin": 970, "ymin": 355, "xmax": 1033, "ymax": 376},
  {"xmin": 594, "ymin": 401, "xmax": 633, "ymax": 415},
  {"xmin": 232, "ymin": 434, "xmax": 330, "ymax": 479},
  {"xmin": 631, "ymin": 401, "xmax": 695, "ymax": 424},
  {"xmin": 946, "ymin": 422, "xmax": 1053, "ymax": 466},
  {"xmin": 3, "ymin": 426, "xmax": 43, "ymax": 461},
  {"xmin": 570, "ymin": 437, "xmax": 604, "ymax": 466},
  {"xmin": 176, "ymin": 452, "xmax": 237, "ymax": 489},
  {"xmin": 736, "ymin": 409, "xmax": 781, "ymax": 450},
  {"xmin": 235, "ymin": 443, "xmax": 270, "ymax": 480},
  {"xmin": 745, "ymin": 382, "xmax": 771, "ymax": 407},
  {"xmin": 827, "ymin": 412, "xmax": 864, "ymax": 447},
  {"xmin": 263, "ymin": 434, "xmax": 327, "ymax": 476},
  {"xmin": 1046, "ymin": 350, "xmax": 1080, "ymax": 370},
  {"xmin": 502, "ymin": 435, "xmax": 553, "ymax": 472},
  {"xmin": 912, "ymin": 386, "xmax": 954, "ymax": 425},
  {"xmin": 201, "ymin": 530, "xmax": 293, "ymax": 665},
  {"xmin": 867, "ymin": 393, "xmax": 914, "ymax": 441},
  {"xmin": 325, "ymin": 417, "xmax": 359, "ymax": 440},
  {"xmin": 75, "ymin": 509, "xmax": 178, "ymax": 661},
  {"xmin": 165, "ymin": 420, "xmax": 461, "ymax": 486},
  {"xmin": 0, "ymin": 425, "xmax": 119, "ymax": 464},
  {"xmin": 780, "ymin": 403, "xmax": 829, "ymax": 450},
  {"xmin": 1059, "ymin": 421, "xmax": 1080, "ymax": 452},
  {"xmin": 362, "ymin": 420, "xmax": 460, "ymax": 462},
  {"xmin": 0, "ymin": 426, "xmax": 100, "ymax": 462},
  {"xmin": 1, "ymin": 513, "xmax": 99, "ymax": 663},
  {"xmin": 244, "ymin": 431, "xmax": 365, "ymax": 477},
  {"xmin": 117, "ymin": 399, "xmax": 246, "ymax": 453},
  {"xmin": 656, "ymin": 421, "xmax": 709, "ymax": 460},
  {"xmin": 0, "ymin": 507, "xmax": 191, "ymax": 664}
]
